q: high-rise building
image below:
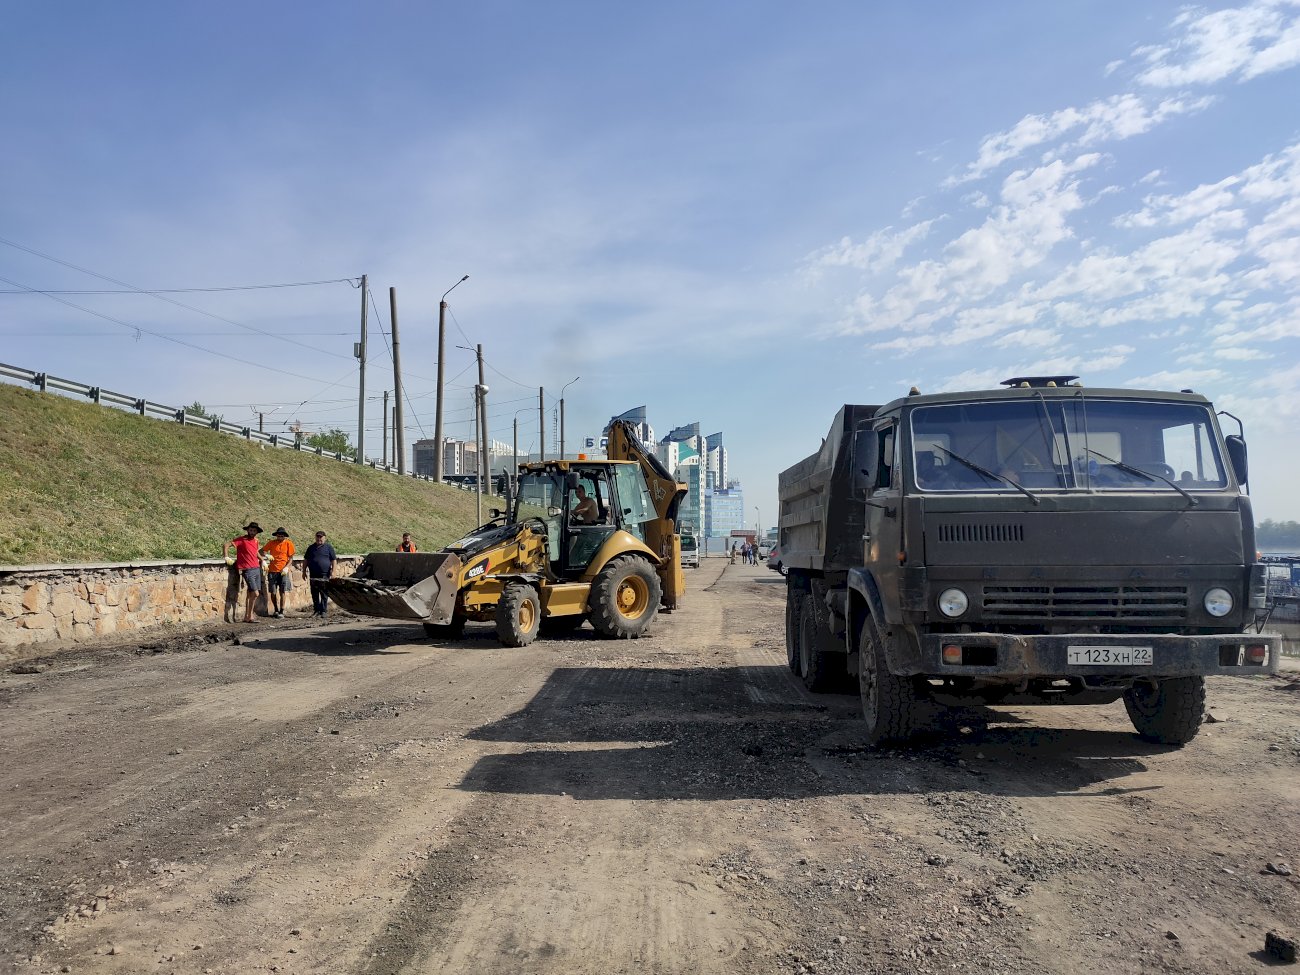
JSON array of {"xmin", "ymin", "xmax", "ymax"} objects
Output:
[
  {"xmin": 412, "ymin": 438, "xmax": 438, "ymax": 477},
  {"xmin": 604, "ymin": 406, "xmax": 655, "ymax": 448},
  {"xmin": 706, "ymin": 482, "xmax": 745, "ymax": 540}
]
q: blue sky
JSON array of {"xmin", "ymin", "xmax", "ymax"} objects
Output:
[{"xmin": 3, "ymin": 1, "xmax": 1299, "ymax": 528}]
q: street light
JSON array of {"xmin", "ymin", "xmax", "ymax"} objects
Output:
[
  {"xmin": 511, "ymin": 405, "xmax": 535, "ymax": 499},
  {"xmin": 559, "ymin": 376, "xmax": 580, "ymax": 460},
  {"xmin": 433, "ymin": 274, "xmax": 469, "ymax": 484},
  {"xmin": 755, "ymin": 506, "xmax": 761, "ymax": 542}
]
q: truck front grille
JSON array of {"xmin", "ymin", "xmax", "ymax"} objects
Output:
[
  {"xmin": 982, "ymin": 584, "xmax": 1189, "ymax": 622},
  {"xmin": 936, "ymin": 522, "xmax": 1024, "ymax": 544}
]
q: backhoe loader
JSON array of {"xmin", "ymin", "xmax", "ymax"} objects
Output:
[{"xmin": 328, "ymin": 420, "xmax": 687, "ymax": 646}]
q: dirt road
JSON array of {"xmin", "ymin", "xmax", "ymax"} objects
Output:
[{"xmin": 3, "ymin": 558, "xmax": 1298, "ymax": 975}]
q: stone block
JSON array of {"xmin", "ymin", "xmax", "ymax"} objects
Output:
[
  {"xmin": 21, "ymin": 583, "xmax": 48, "ymax": 614},
  {"xmin": 72, "ymin": 602, "xmax": 94, "ymax": 624},
  {"xmin": 20, "ymin": 611, "xmax": 55, "ymax": 630},
  {"xmin": 95, "ymin": 616, "xmax": 117, "ymax": 637},
  {"xmin": 50, "ymin": 591, "xmax": 78, "ymax": 618}
]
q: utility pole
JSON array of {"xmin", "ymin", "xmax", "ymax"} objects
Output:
[
  {"xmin": 356, "ymin": 273, "xmax": 368, "ymax": 465},
  {"xmin": 538, "ymin": 387, "xmax": 545, "ymax": 460},
  {"xmin": 389, "ymin": 287, "xmax": 405, "ymax": 473},
  {"xmin": 474, "ymin": 389, "xmax": 482, "ymax": 525},
  {"xmin": 382, "ymin": 390, "xmax": 389, "ymax": 467},
  {"xmin": 257, "ymin": 411, "xmax": 265, "ymax": 433},
  {"xmin": 512, "ymin": 415, "xmax": 519, "ymax": 497},
  {"xmin": 477, "ymin": 343, "xmax": 489, "ymax": 495},
  {"xmin": 434, "ymin": 275, "xmax": 469, "ymax": 484}
]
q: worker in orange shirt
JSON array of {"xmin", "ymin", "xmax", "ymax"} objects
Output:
[
  {"xmin": 396, "ymin": 532, "xmax": 417, "ymax": 553},
  {"xmin": 261, "ymin": 527, "xmax": 296, "ymax": 618}
]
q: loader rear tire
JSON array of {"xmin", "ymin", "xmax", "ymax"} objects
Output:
[
  {"xmin": 1123, "ymin": 677, "xmax": 1204, "ymax": 745},
  {"xmin": 423, "ymin": 617, "xmax": 466, "ymax": 640},
  {"xmin": 496, "ymin": 583, "xmax": 541, "ymax": 648},
  {"xmin": 590, "ymin": 556, "xmax": 661, "ymax": 639}
]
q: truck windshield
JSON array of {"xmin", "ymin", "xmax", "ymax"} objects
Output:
[
  {"xmin": 910, "ymin": 397, "xmax": 1227, "ymax": 493},
  {"xmin": 681, "ymin": 535, "xmax": 698, "ymax": 551}
]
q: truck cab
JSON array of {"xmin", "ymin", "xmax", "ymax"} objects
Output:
[{"xmin": 780, "ymin": 377, "xmax": 1278, "ymax": 745}]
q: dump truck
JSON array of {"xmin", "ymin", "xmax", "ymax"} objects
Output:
[
  {"xmin": 329, "ymin": 420, "xmax": 687, "ymax": 645},
  {"xmin": 778, "ymin": 375, "xmax": 1279, "ymax": 745}
]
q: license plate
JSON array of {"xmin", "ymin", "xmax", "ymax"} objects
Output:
[{"xmin": 1067, "ymin": 645, "xmax": 1153, "ymax": 666}]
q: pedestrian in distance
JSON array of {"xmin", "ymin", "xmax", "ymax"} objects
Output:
[
  {"xmin": 729, "ymin": 543, "xmax": 737, "ymax": 565},
  {"xmin": 223, "ymin": 523, "xmax": 264, "ymax": 623},
  {"xmin": 396, "ymin": 532, "xmax": 417, "ymax": 553},
  {"xmin": 303, "ymin": 530, "xmax": 338, "ymax": 618},
  {"xmin": 261, "ymin": 527, "xmax": 296, "ymax": 618}
]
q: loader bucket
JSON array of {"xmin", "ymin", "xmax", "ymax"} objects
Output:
[{"xmin": 328, "ymin": 552, "xmax": 462, "ymax": 623}]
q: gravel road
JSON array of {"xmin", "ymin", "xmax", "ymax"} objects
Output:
[{"xmin": 3, "ymin": 558, "xmax": 1298, "ymax": 975}]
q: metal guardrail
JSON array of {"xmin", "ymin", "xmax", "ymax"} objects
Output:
[{"xmin": 0, "ymin": 361, "xmax": 503, "ymax": 493}]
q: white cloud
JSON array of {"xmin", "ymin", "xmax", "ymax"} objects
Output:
[
  {"xmin": 950, "ymin": 95, "xmax": 1211, "ymax": 184},
  {"xmin": 1135, "ymin": 0, "xmax": 1300, "ymax": 87},
  {"xmin": 803, "ymin": 220, "xmax": 936, "ymax": 279},
  {"xmin": 993, "ymin": 326, "xmax": 1063, "ymax": 349}
]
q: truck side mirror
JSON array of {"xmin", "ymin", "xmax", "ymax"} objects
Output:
[{"xmin": 1225, "ymin": 435, "xmax": 1248, "ymax": 487}]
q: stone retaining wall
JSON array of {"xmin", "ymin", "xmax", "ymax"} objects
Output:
[{"xmin": 0, "ymin": 558, "xmax": 361, "ymax": 654}]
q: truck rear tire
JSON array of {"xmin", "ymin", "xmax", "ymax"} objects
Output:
[
  {"xmin": 859, "ymin": 619, "xmax": 920, "ymax": 744},
  {"xmin": 496, "ymin": 583, "xmax": 541, "ymax": 648},
  {"xmin": 798, "ymin": 599, "xmax": 838, "ymax": 692},
  {"xmin": 590, "ymin": 556, "xmax": 661, "ymax": 639},
  {"xmin": 1122, "ymin": 677, "xmax": 1205, "ymax": 745},
  {"xmin": 423, "ymin": 617, "xmax": 466, "ymax": 640},
  {"xmin": 785, "ymin": 588, "xmax": 804, "ymax": 675}
]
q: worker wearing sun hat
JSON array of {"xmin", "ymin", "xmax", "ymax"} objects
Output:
[
  {"xmin": 223, "ymin": 522, "xmax": 264, "ymax": 622},
  {"xmin": 261, "ymin": 527, "xmax": 296, "ymax": 618}
]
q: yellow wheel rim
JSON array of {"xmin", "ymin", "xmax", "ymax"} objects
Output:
[
  {"xmin": 518, "ymin": 598, "xmax": 536, "ymax": 631},
  {"xmin": 615, "ymin": 577, "xmax": 650, "ymax": 619}
]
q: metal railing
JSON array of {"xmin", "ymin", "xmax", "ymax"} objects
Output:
[{"xmin": 0, "ymin": 361, "xmax": 504, "ymax": 493}]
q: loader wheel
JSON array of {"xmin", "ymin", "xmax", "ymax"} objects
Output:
[
  {"xmin": 495, "ymin": 583, "xmax": 541, "ymax": 648},
  {"xmin": 785, "ymin": 585, "xmax": 804, "ymax": 675},
  {"xmin": 590, "ymin": 556, "xmax": 661, "ymax": 639},
  {"xmin": 858, "ymin": 618, "xmax": 920, "ymax": 745},
  {"xmin": 423, "ymin": 616, "xmax": 466, "ymax": 640},
  {"xmin": 798, "ymin": 598, "xmax": 838, "ymax": 692},
  {"xmin": 1123, "ymin": 677, "xmax": 1205, "ymax": 745}
]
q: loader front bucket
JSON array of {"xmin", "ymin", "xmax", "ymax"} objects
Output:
[{"xmin": 327, "ymin": 552, "xmax": 462, "ymax": 623}]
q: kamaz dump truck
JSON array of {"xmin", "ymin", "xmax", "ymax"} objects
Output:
[{"xmin": 778, "ymin": 376, "xmax": 1278, "ymax": 745}]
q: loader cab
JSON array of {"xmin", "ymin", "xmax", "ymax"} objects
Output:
[{"xmin": 514, "ymin": 461, "xmax": 657, "ymax": 579}]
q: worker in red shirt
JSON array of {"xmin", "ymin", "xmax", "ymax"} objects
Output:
[{"xmin": 223, "ymin": 522, "xmax": 264, "ymax": 622}]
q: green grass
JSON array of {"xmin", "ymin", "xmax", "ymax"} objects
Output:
[{"xmin": 0, "ymin": 383, "xmax": 492, "ymax": 565}]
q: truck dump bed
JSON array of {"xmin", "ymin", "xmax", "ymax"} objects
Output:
[{"xmin": 777, "ymin": 404, "xmax": 879, "ymax": 574}]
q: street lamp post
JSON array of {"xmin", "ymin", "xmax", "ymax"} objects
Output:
[
  {"xmin": 559, "ymin": 376, "xmax": 579, "ymax": 460},
  {"xmin": 433, "ymin": 274, "xmax": 469, "ymax": 484}
]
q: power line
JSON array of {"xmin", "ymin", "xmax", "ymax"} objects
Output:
[
  {"xmin": 0, "ymin": 277, "xmax": 357, "ymax": 294},
  {"xmin": 0, "ymin": 236, "xmax": 356, "ymax": 361},
  {"xmin": 1, "ymin": 330, "xmax": 351, "ymax": 337},
  {"xmin": 0, "ymin": 273, "xmax": 331, "ymax": 384}
]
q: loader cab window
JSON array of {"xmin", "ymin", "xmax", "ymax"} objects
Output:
[
  {"xmin": 567, "ymin": 469, "xmax": 618, "ymax": 575},
  {"xmin": 514, "ymin": 472, "xmax": 567, "ymax": 563},
  {"xmin": 612, "ymin": 464, "xmax": 656, "ymax": 543}
]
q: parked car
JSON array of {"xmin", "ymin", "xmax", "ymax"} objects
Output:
[
  {"xmin": 757, "ymin": 540, "xmax": 774, "ymax": 559},
  {"xmin": 766, "ymin": 545, "xmax": 785, "ymax": 575}
]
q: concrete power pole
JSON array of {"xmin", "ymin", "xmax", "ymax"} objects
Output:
[
  {"xmin": 389, "ymin": 287, "xmax": 405, "ymax": 473},
  {"xmin": 477, "ymin": 343, "xmax": 489, "ymax": 493},
  {"xmin": 382, "ymin": 390, "xmax": 389, "ymax": 467},
  {"xmin": 434, "ymin": 275, "xmax": 469, "ymax": 484},
  {"xmin": 356, "ymin": 273, "xmax": 368, "ymax": 464}
]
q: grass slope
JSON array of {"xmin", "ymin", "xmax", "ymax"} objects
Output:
[{"xmin": 0, "ymin": 384, "xmax": 490, "ymax": 565}]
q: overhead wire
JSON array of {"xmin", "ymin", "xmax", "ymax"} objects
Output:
[
  {"xmin": 0, "ymin": 277, "xmax": 357, "ymax": 294},
  {"xmin": 0, "ymin": 236, "xmax": 356, "ymax": 360}
]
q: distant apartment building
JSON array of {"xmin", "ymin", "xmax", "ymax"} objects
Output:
[{"xmin": 706, "ymin": 482, "xmax": 745, "ymax": 540}]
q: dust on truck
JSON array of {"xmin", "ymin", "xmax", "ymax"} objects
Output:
[{"xmin": 779, "ymin": 376, "xmax": 1279, "ymax": 746}]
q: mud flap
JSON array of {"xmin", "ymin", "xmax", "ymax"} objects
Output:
[{"xmin": 328, "ymin": 552, "xmax": 462, "ymax": 623}]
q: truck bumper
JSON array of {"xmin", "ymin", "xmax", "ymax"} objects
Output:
[{"xmin": 916, "ymin": 632, "xmax": 1280, "ymax": 678}]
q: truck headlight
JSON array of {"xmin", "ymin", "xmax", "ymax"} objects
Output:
[
  {"xmin": 1203, "ymin": 587, "xmax": 1234, "ymax": 617},
  {"xmin": 937, "ymin": 588, "xmax": 969, "ymax": 618}
]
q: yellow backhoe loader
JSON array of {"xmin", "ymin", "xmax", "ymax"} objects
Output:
[{"xmin": 328, "ymin": 420, "xmax": 688, "ymax": 646}]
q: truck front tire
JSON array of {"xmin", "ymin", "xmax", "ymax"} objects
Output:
[
  {"xmin": 496, "ymin": 583, "xmax": 541, "ymax": 647},
  {"xmin": 858, "ymin": 619, "xmax": 920, "ymax": 744},
  {"xmin": 590, "ymin": 556, "xmax": 661, "ymax": 639},
  {"xmin": 1122, "ymin": 677, "xmax": 1205, "ymax": 745}
]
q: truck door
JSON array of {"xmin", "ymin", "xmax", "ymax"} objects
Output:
[{"xmin": 858, "ymin": 419, "xmax": 898, "ymax": 571}]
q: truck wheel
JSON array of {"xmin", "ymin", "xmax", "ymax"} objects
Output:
[
  {"xmin": 590, "ymin": 556, "xmax": 661, "ymax": 639},
  {"xmin": 495, "ymin": 583, "xmax": 541, "ymax": 647},
  {"xmin": 798, "ymin": 599, "xmax": 837, "ymax": 692},
  {"xmin": 785, "ymin": 587, "xmax": 804, "ymax": 675},
  {"xmin": 1122, "ymin": 677, "xmax": 1205, "ymax": 745},
  {"xmin": 858, "ymin": 619, "xmax": 919, "ymax": 744},
  {"xmin": 423, "ymin": 617, "xmax": 466, "ymax": 640}
]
